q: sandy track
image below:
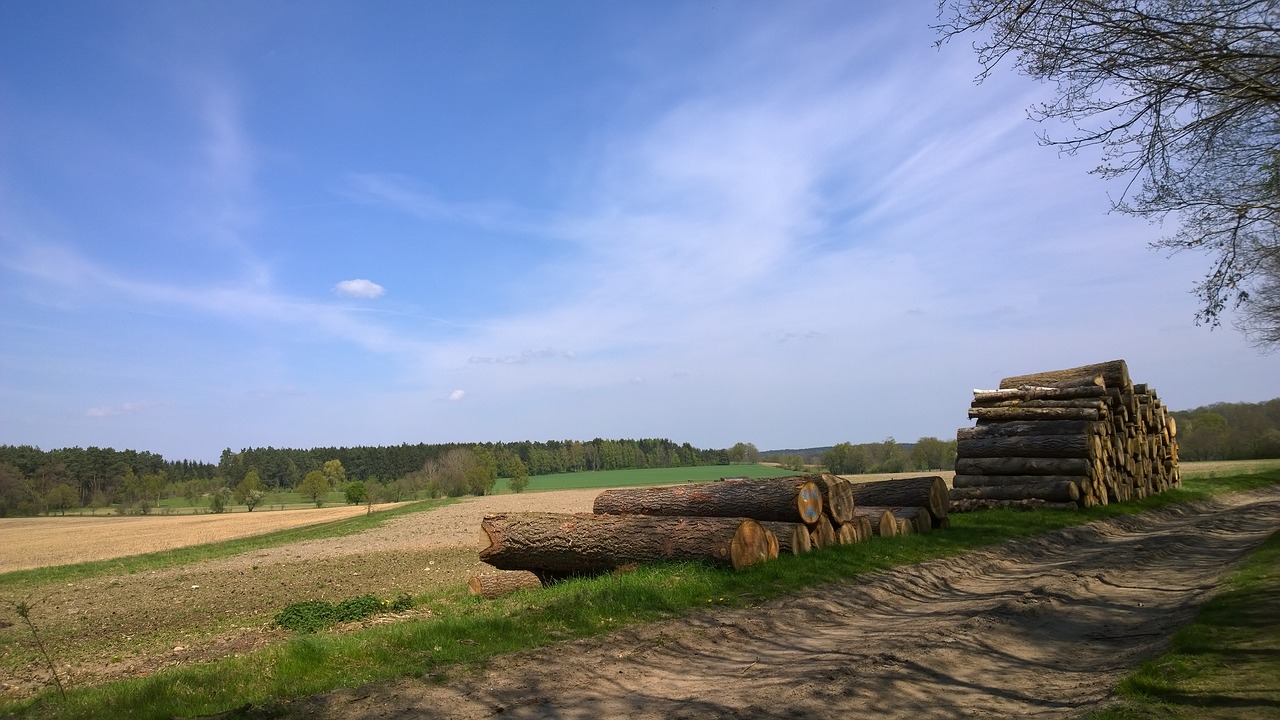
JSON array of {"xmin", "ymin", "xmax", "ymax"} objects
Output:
[{"xmin": 282, "ymin": 487, "xmax": 1280, "ymax": 720}]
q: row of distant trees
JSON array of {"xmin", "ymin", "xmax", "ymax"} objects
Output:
[
  {"xmin": 763, "ymin": 437, "xmax": 958, "ymax": 475},
  {"xmin": 0, "ymin": 437, "xmax": 749, "ymax": 517},
  {"xmin": 1171, "ymin": 399, "xmax": 1280, "ymax": 462}
]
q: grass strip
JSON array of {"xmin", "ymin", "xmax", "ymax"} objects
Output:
[
  {"xmin": 4, "ymin": 470, "xmax": 1278, "ymax": 720},
  {"xmin": 0, "ymin": 499, "xmax": 454, "ymax": 589},
  {"xmin": 1084, "ymin": 527, "xmax": 1280, "ymax": 719}
]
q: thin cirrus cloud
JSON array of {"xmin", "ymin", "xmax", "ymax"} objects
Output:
[{"xmin": 333, "ymin": 279, "xmax": 386, "ymax": 299}]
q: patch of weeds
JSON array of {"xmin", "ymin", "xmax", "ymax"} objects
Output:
[{"xmin": 274, "ymin": 594, "xmax": 413, "ymax": 633}]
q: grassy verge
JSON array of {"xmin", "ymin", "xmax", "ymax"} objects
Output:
[
  {"xmin": 1084, "ymin": 527, "xmax": 1280, "ymax": 720},
  {"xmin": 0, "ymin": 499, "xmax": 454, "ymax": 589},
  {"xmin": 4, "ymin": 469, "xmax": 1278, "ymax": 720}
]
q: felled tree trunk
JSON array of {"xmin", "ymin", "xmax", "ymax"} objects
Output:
[
  {"xmin": 467, "ymin": 570, "xmax": 543, "ymax": 599},
  {"xmin": 957, "ymin": 420, "xmax": 1103, "ymax": 440},
  {"xmin": 969, "ymin": 407, "xmax": 1103, "ymax": 422},
  {"xmin": 954, "ymin": 456, "xmax": 1093, "ymax": 476},
  {"xmin": 479, "ymin": 513, "xmax": 775, "ymax": 574},
  {"xmin": 950, "ymin": 498, "xmax": 1080, "ymax": 512},
  {"xmin": 817, "ymin": 474, "xmax": 856, "ymax": 524},
  {"xmin": 854, "ymin": 507, "xmax": 898, "ymax": 537},
  {"xmin": 956, "ymin": 434, "xmax": 1096, "ymax": 459},
  {"xmin": 848, "ymin": 476, "xmax": 949, "ymax": 522},
  {"xmin": 593, "ymin": 476, "xmax": 824, "ymax": 525},
  {"xmin": 949, "ymin": 480, "xmax": 1081, "ymax": 503},
  {"xmin": 952, "ymin": 474, "xmax": 1092, "ymax": 489},
  {"xmin": 810, "ymin": 514, "xmax": 838, "ymax": 549},
  {"xmin": 998, "ymin": 359, "xmax": 1130, "ymax": 390},
  {"xmin": 757, "ymin": 521, "xmax": 812, "ymax": 555}
]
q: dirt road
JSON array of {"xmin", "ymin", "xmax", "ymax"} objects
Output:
[{"xmin": 282, "ymin": 487, "xmax": 1280, "ymax": 719}]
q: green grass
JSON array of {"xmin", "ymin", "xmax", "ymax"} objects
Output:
[
  {"xmin": 1085, "ymin": 527, "xmax": 1280, "ymax": 720},
  {"xmin": 4, "ymin": 468, "xmax": 1278, "ymax": 720},
  {"xmin": 492, "ymin": 463, "xmax": 798, "ymax": 493},
  {"xmin": 0, "ymin": 499, "xmax": 455, "ymax": 589}
]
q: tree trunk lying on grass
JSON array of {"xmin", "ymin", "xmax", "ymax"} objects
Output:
[
  {"xmin": 467, "ymin": 570, "xmax": 544, "ymax": 599},
  {"xmin": 479, "ymin": 513, "xmax": 775, "ymax": 574},
  {"xmin": 592, "ymin": 476, "xmax": 824, "ymax": 525},
  {"xmin": 949, "ymin": 480, "xmax": 1081, "ymax": 503},
  {"xmin": 848, "ymin": 476, "xmax": 949, "ymax": 524}
]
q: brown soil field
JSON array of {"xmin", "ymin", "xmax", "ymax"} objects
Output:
[{"xmin": 0, "ymin": 503, "xmax": 410, "ymax": 573}]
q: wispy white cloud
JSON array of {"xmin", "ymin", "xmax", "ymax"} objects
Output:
[
  {"xmin": 447, "ymin": 389, "xmax": 466, "ymax": 401},
  {"xmin": 333, "ymin": 279, "xmax": 386, "ymax": 299},
  {"xmin": 86, "ymin": 401, "xmax": 152, "ymax": 418}
]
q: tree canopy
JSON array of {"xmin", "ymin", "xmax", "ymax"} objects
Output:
[{"xmin": 937, "ymin": 0, "xmax": 1280, "ymax": 346}]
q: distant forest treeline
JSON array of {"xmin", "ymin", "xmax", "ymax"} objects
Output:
[
  {"xmin": 0, "ymin": 438, "xmax": 751, "ymax": 516},
  {"xmin": 1171, "ymin": 398, "xmax": 1280, "ymax": 461}
]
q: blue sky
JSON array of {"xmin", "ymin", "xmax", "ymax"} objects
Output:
[{"xmin": 2, "ymin": 2, "xmax": 1275, "ymax": 463}]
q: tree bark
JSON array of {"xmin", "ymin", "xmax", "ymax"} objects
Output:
[
  {"xmin": 972, "ymin": 385, "xmax": 1109, "ymax": 403},
  {"xmin": 847, "ymin": 476, "xmax": 948, "ymax": 520},
  {"xmin": 999, "ymin": 359, "xmax": 1130, "ymax": 390},
  {"xmin": 757, "ymin": 521, "xmax": 812, "ymax": 555},
  {"xmin": 968, "ymin": 407, "xmax": 1102, "ymax": 422},
  {"xmin": 952, "ymin": 474, "xmax": 1092, "ymax": 489},
  {"xmin": 949, "ymin": 498, "xmax": 1080, "ymax": 512},
  {"xmin": 479, "ymin": 513, "xmax": 774, "ymax": 573},
  {"xmin": 949, "ymin": 480, "xmax": 1081, "ymax": 503},
  {"xmin": 467, "ymin": 570, "xmax": 543, "ymax": 599},
  {"xmin": 592, "ymin": 476, "xmax": 824, "ymax": 525},
  {"xmin": 957, "ymin": 420, "xmax": 1103, "ymax": 440},
  {"xmin": 954, "ymin": 456, "xmax": 1093, "ymax": 476},
  {"xmin": 956, "ymin": 434, "xmax": 1095, "ymax": 459}
]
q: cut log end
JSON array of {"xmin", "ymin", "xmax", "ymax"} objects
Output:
[{"xmin": 467, "ymin": 570, "xmax": 543, "ymax": 599}]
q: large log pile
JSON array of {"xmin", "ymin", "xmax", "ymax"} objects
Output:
[
  {"xmin": 953, "ymin": 359, "xmax": 1180, "ymax": 509},
  {"xmin": 469, "ymin": 474, "xmax": 950, "ymax": 593}
]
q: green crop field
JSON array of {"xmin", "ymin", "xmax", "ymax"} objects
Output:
[{"xmin": 493, "ymin": 464, "xmax": 798, "ymax": 493}]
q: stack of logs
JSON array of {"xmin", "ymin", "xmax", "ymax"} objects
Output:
[
  {"xmin": 951, "ymin": 359, "xmax": 1180, "ymax": 511},
  {"xmin": 467, "ymin": 474, "xmax": 950, "ymax": 598}
]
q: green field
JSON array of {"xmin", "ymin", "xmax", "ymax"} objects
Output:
[{"xmin": 492, "ymin": 463, "xmax": 797, "ymax": 493}]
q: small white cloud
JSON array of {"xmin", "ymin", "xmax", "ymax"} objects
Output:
[
  {"xmin": 333, "ymin": 279, "xmax": 385, "ymax": 299},
  {"xmin": 86, "ymin": 402, "xmax": 150, "ymax": 418},
  {"xmin": 447, "ymin": 389, "xmax": 467, "ymax": 401},
  {"xmin": 629, "ymin": 376, "xmax": 646, "ymax": 384}
]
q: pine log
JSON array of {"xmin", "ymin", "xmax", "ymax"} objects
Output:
[
  {"xmin": 592, "ymin": 476, "xmax": 824, "ymax": 525},
  {"xmin": 972, "ymin": 386, "xmax": 1109, "ymax": 403},
  {"xmin": 954, "ymin": 456, "xmax": 1092, "ymax": 476},
  {"xmin": 949, "ymin": 498, "xmax": 1080, "ymax": 512},
  {"xmin": 479, "ymin": 513, "xmax": 774, "ymax": 573},
  {"xmin": 969, "ymin": 407, "xmax": 1102, "ymax": 422},
  {"xmin": 847, "ymin": 476, "xmax": 948, "ymax": 520},
  {"xmin": 956, "ymin": 434, "xmax": 1097, "ymax": 460},
  {"xmin": 952, "ymin": 474, "xmax": 1092, "ymax": 489},
  {"xmin": 857, "ymin": 505, "xmax": 932, "ymax": 534},
  {"xmin": 757, "ymin": 521, "xmax": 813, "ymax": 555},
  {"xmin": 968, "ymin": 398, "xmax": 1110, "ymax": 411},
  {"xmin": 854, "ymin": 507, "xmax": 898, "ymax": 537},
  {"xmin": 958, "ymin": 420, "xmax": 1104, "ymax": 440},
  {"xmin": 949, "ymin": 480, "xmax": 1081, "ymax": 503},
  {"xmin": 817, "ymin": 474, "xmax": 856, "ymax": 524},
  {"xmin": 999, "ymin": 359, "xmax": 1130, "ymax": 390},
  {"xmin": 467, "ymin": 570, "xmax": 544, "ymax": 599}
]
